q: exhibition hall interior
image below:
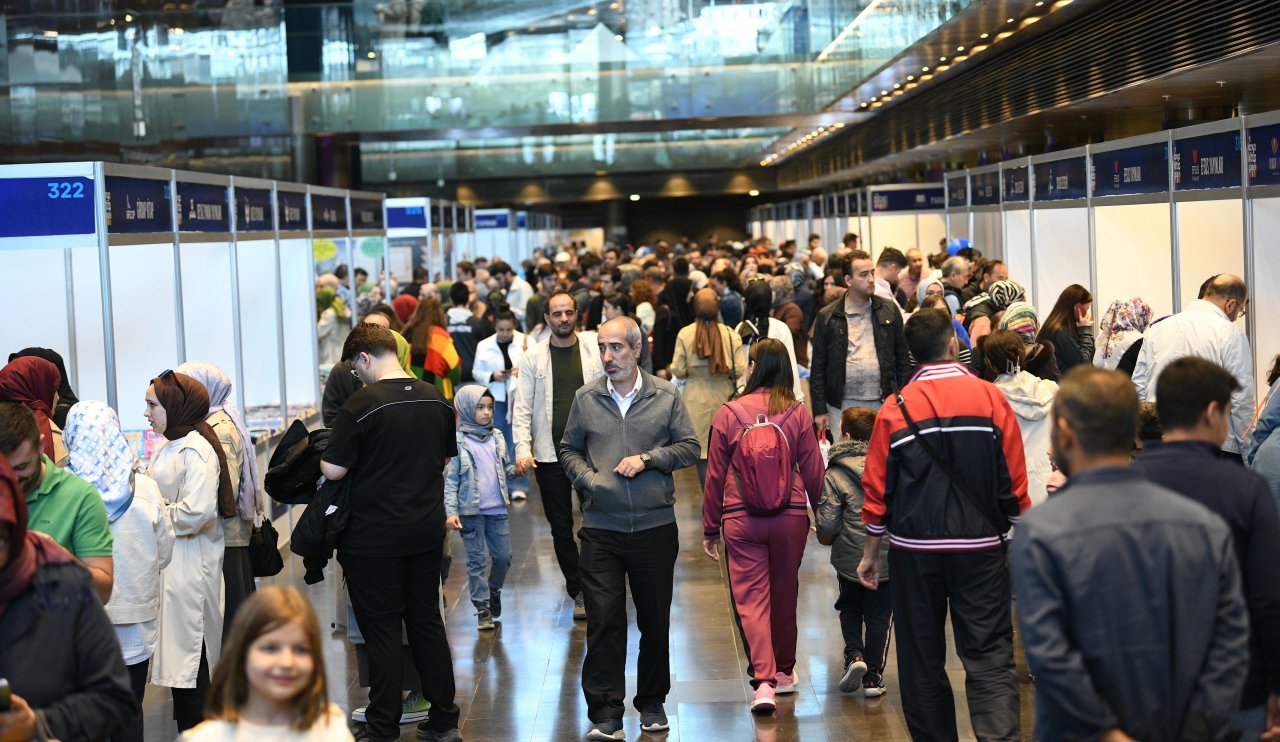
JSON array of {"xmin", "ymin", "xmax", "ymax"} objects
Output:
[{"xmin": 3, "ymin": 0, "xmax": 1280, "ymax": 740}]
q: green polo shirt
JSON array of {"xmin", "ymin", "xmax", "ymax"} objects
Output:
[{"xmin": 25, "ymin": 455, "xmax": 114, "ymax": 558}]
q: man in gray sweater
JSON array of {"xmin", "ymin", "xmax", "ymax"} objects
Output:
[{"xmin": 559, "ymin": 316, "xmax": 699, "ymax": 742}]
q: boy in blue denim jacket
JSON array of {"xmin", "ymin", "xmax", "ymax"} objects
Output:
[{"xmin": 445, "ymin": 384, "xmax": 516, "ymax": 631}]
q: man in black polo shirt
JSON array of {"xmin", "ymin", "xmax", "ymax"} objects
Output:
[{"xmin": 320, "ymin": 323, "xmax": 462, "ymax": 742}]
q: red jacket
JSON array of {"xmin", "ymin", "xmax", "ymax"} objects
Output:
[
  {"xmin": 703, "ymin": 389, "xmax": 826, "ymax": 538},
  {"xmin": 863, "ymin": 362, "xmax": 1031, "ymax": 551}
]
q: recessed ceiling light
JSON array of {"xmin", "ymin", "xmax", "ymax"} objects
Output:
[
  {"xmin": 893, "ymin": 83, "xmax": 901, "ymax": 89},
  {"xmin": 980, "ymin": 33, "xmax": 989, "ymax": 39},
  {"xmin": 615, "ymin": 34, "xmax": 623, "ymax": 40},
  {"xmin": 881, "ymin": 90, "xmax": 888, "ymax": 95},
  {"xmin": 957, "ymin": 45, "xmax": 965, "ymax": 51},
  {"xmin": 1007, "ymin": 17, "xmax": 1015, "ymax": 22},
  {"xmin": 922, "ymin": 66, "xmax": 930, "ymax": 71},
  {"xmin": 940, "ymin": 56, "xmax": 947, "ymax": 61},
  {"xmin": 588, "ymin": 9, "xmax": 597, "ymax": 15},
  {"xmin": 749, "ymin": 189, "xmax": 760, "ymax": 196},
  {"xmin": 629, "ymin": 194, "xmax": 640, "ymax": 201},
  {"xmin": 907, "ymin": 75, "xmax": 915, "ymax": 81}
]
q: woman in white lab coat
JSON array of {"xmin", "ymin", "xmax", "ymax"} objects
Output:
[{"xmin": 144, "ymin": 370, "xmax": 236, "ymax": 732}]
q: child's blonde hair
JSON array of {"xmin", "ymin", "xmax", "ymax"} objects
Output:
[{"xmin": 205, "ymin": 586, "xmax": 329, "ymax": 729}]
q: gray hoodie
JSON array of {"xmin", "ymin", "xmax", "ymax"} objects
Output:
[
  {"xmin": 815, "ymin": 439, "xmax": 890, "ymax": 583},
  {"xmin": 558, "ymin": 370, "xmax": 699, "ymax": 533}
]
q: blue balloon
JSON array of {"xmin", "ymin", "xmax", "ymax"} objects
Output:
[{"xmin": 947, "ymin": 237, "xmax": 971, "ymax": 255}]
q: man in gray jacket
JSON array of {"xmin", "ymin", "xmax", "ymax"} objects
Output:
[{"xmin": 559, "ymin": 316, "xmax": 699, "ymax": 742}]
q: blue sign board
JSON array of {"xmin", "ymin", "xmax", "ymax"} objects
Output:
[
  {"xmin": 947, "ymin": 177, "xmax": 968, "ymax": 207},
  {"xmin": 176, "ymin": 182, "xmax": 230, "ymax": 232},
  {"xmin": 870, "ymin": 187, "xmax": 946, "ymax": 212},
  {"xmin": 1247, "ymin": 124, "xmax": 1280, "ymax": 186},
  {"xmin": 1002, "ymin": 166, "xmax": 1029, "ymax": 203},
  {"xmin": 105, "ymin": 176, "xmax": 172, "ymax": 234},
  {"xmin": 1173, "ymin": 132, "xmax": 1241, "ymax": 191},
  {"xmin": 311, "ymin": 194, "xmax": 347, "ymax": 231},
  {"xmin": 234, "ymin": 188, "xmax": 273, "ymax": 232},
  {"xmin": 1034, "ymin": 157, "xmax": 1088, "ymax": 201},
  {"xmin": 0, "ymin": 176, "xmax": 96, "ymax": 238},
  {"xmin": 277, "ymin": 191, "xmax": 307, "ymax": 231},
  {"xmin": 516, "ymin": 212, "xmax": 528, "ymax": 229},
  {"xmin": 970, "ymin": 171, "xmax": 1001, "ymax": 206},
  {"xmin": 476, "ymin": 212, "xmax": 509, "ymax": 229},
  {"xmin": 351, "ymin": 199, "xmax": 384, "ymax": 230},
  {"xmin": 1092, "ymin": 143, "xmax": 1169, "ymax": 197},
  {"xmin": 387, "ymin": 206, "xmax": 427, "ymax": 230}
]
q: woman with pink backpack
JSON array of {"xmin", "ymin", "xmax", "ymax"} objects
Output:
[{"xmin": 702, "ymin": 338, "xmax": 826, "ymax": 715}]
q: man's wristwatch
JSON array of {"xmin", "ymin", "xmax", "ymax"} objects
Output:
[{"xmin": 639, "ymin": 452, "xmax": 653, "ymax": 470}]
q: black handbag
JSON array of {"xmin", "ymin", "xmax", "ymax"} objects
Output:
[{"xmin": 249, "ymin": 513, "xmax": 285, "ymax": 577}]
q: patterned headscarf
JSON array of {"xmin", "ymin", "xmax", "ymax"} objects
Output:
[
  {"xmin": 999, "ymin": 302, "xmax": 1041, "ymax": 344},
  {"xmin": 1098, "ymin": 297, "xmax": 1154, "ymax": 361},
  {"xmin": 0, "ymin": 357, "xmax": 61, "ymax": 459},
  {"xmin": 175, "ymin": 361, "xmax": 262, "ymax": 521},
  {"xmin": 63, "ymin": 401, "xmax": 139, "ymax": 523},
  {"xmin": 962, "ymin": 279, "xmax": 1025, "ymax": 315}
]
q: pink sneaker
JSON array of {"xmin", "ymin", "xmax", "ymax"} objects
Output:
[
  {"xmin": 750, "ymin": 684, "xmax": 776, "ymax": 715},
  {"xmin": 775, "ymin": 670, "xmax": 799, "ymax": 694}
]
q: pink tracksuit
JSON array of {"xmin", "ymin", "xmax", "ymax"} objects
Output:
[{"xmin": 703, "ymin": 389, "xmax": 826, "ymax": 688}]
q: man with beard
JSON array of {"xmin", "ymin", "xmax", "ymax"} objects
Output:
[
  {"xmin": 559, "ymin": 317, "xmax": 698, "ymax": 740},
  {"xmin": 0, "ymin": 401, "xmax": 114, "ymax": 603},
  {"xmin": 513, "ymin": 291, "xmax": 604, "ymax": 620},
  {"xmin": 1011, "ymin": 365, "xmax": 1249, "ymax": 741}
]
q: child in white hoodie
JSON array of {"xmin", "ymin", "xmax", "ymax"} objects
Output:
[{"xmin": 981, "ymin": 330, "xmax": 1059, "ymax": 504}]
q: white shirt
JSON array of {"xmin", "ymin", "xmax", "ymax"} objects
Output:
[
  {"xmin": 506, "ymin": 276, "xmax": 535, "ymax": 325},
  {"xmin": 183, "ymin": 704, "xmax": 354, "ymax": 742},
  {"xmin": 607, "ymin": 372, "xmax": 643, "ymax": 418},
  {"xmin": 1132, "ymin": 299, "xmax": 1255, "ymax": 453}
]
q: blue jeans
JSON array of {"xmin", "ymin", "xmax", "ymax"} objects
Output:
[
  {"xmin": 494, "ymin": 399, "xmax": 529, "ymax": 493},
  {"xmin": 460, "ymin": 513, "xmax": 512, "ymax": 610}
]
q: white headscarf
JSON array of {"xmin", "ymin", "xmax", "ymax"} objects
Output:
[
  {"xmin": 62, "ymin": 401, "xmax": 139, "ymax": 523},
  {"xmin": 174, "ymin": 361, "xmax": 262, "ymax": 520}
]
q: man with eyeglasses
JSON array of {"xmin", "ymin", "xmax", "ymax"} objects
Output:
[
  {"xmin": 1133, "ymin": 273, "xmax": 1255, "ymax": 461},
  {"xmin": 513, "ymin": 290, "xmax": 605, "ymax": 620}
]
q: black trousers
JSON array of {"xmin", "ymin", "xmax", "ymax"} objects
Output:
[
  {"xmin": 111, "ymin": 659, "xmax": 148, "ymax": 742},
  {"xmin": 835, "ymin": 574, "xmax": 894, "ymax": 672},
  {"xmin": 340, "ymin": 546, "xmax": 460, "ymax": 738},
  {"xmin": 890, "ymin": 548, "xmax": 1019, "ymax": 742},
  {"xmin": 579, "ymin": 523, "xmax": 678, "ymax": 722},
  {"xmin": 534, "ymin": 461, "xmax": 583, "ymax": 598},
  {"xmin": 223, "ymin": 545, "xmax": 256, "ymax": 642},
  {"xmin": 171, "ymin": 645, "xmax": 209, "ymax": 731}
]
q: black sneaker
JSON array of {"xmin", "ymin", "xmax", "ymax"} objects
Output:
[
  {"xmin": 416, "ymin": 727, "xmax": 463, "ymax": 742},
  {"xmin": 839, "ymin": 656, "xmax": 867, "ymax": 693},
  {"xmin": 639, "ymin": 703, "xmax": 669, "ymax": 733},
  {"xmin": 863, "ymin": 672, "xmax": 887, "ymax": 698},
  {"xmin": 587, "ymin": 717, "xmax": 625, "ymax": 741},
  {"xmin": 490, "ymin": 590, "xmax": 502, "ymax": 618},
  {"xmin": 477, "ymin": 608, "xmax": 495, "ymax": 631}
]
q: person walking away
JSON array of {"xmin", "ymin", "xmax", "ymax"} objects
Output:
[
  {"xmin": 815, "ymin": 406, "xmax": 892, "ymax": 698},
  {"xmin": 702, "ymin": 339, "xmax": 825, "ymax": 714},
  {"xmin": 857, "ymin": 308, "xmax": 1030, "ymax": 742},
  {"xmin": 671, "ymin": 288, "xmax": 747, "ymax": 485},
  {"xmin": 1012, "ymin": 366, "xmax": 1249, "ymax": 741},
  {"xmin": 980, "ymin": 330, "xmax": 1059, "ymax": 505},
  {"xmin": 63, "ymin": 401, "xmax": 175, "ymax": 742},
  {"xmin": 713, "ymin": 269, "xmax": 745, "ymax": 328},
  {"xmin": 444, "ymin": 385, "xmax": 515, "ymax": 632},
  {"xmin": 446, "ymin": 281, "xmax": 495, "ymax": 385},
  {"xmin": 559, "ymin": 317, "xmax": 699, "ymax": 740},
  {"xmin": 735, "ymin": 278, "xmax": 804, "ymax": 404},
  {"xmin": 650, "ymin": 276, "xmax": 694, "ymax": 376},
  {"xmin": 473, "ymin": 309, "xmax": 529, "ymax": 501},
  {"xmin": 403, "ymin": 296, "xmax": 463, "ymax": 402},
  {"xmin": 1093, "ymin": 297, "xmax": 1153, "ymax": 371},
  {"xmin": 1037, "ymin": 283, "xmax": 1094, "ymax": 375}
]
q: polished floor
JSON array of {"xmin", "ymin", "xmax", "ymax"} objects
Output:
[{"xmin": 141, "ymin": 465, "xmax": 1036, "ymax": 740}]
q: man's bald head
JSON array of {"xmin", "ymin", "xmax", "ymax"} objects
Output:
[{"xmin": 1202, "ymin": 274, "xmax": 1248, "ymax": 321}]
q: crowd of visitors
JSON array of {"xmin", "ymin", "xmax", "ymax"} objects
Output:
[{"xmin": 2, "ymin": 230, "xmax": 1279, "ymax": 742}]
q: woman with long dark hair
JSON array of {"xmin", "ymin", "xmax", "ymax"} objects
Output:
[
  {"xmin": 650, "ymin": 276, "xmax": 694, "ymax": 376},
  {"xmin": 1037, "ymin": 283, "xmax": 1094, "ymax": 375},
  {"xmin": 701, "ymin": 339, "xmax": 825, "ymax": 715},
  {"xmin": 735, "ymin": 278, "xmax": 803, "ymax": 402}
]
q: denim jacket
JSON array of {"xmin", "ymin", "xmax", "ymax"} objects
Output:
[{"xmin": 444, "ymin": 430, "xmax": 516, "ymax": 517}]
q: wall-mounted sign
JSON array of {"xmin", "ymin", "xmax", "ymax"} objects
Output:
[
  {"xmin": 1033, "ymin": 157, "xmax": 1088, "ymax": 201},
  {"xmin": 1173, "ymin": 132, "xmax": 1241, "ymax": 191},
  {"xmin": 387, "ymin": 205, "xmax": 427, "ymax": 230},
  {"xmin": 475, "ymin": 212, "xmax": 510, "ymax": 229},
  {"xmin": 870, "ymin": 187, "xmax": 946, "ymax": 212},
  {"xmin": 1002, "ymin": 166, "xmax": 1029, "ymax": 203},
  {"xmin": 517, "ymin": 211, "xmax": 528, "ymax": 228},
  {"xmin": 311, "ymin": 194, "xmax": 347, "ymax": 231},
  {"xmin": 234, "ymin": 188, "xmax": 273, "ymax": 232},
  {"xmin": 176, "ymin": 182, "xmax": 230, "ymax": 233},
  {"xmin": 351, "ymin": 199, "xmax": 384, "ymax": 231},
  {"xmin": 947, "ymin": 176, "xmax": 968, "ymax": 208},
  {"xmin": 970, "ymin": 171, "xmax": 1001, "ymax": 206},
  {"xmin": 277, "ymin": 191, "xmax": 308, "ymax": 231},
  {"xmin": 0, "ymin": 176, "xmax": 96, "ymax": 238},
  {"xmin": 1246, "ymin": 124, "xmax": 1280, "ymax": 187},
  {"xmin": 105, "ymin": 176, "xmax": 172, "ymax": 234},
  {"xmin": 1092, "ymin": 143, "xmax": 1169, "ymax": 197}
]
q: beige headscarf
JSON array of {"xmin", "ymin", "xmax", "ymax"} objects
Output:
[{"xmin": 692, "ymin": 288, "xmax": 728, "ymax": 377}]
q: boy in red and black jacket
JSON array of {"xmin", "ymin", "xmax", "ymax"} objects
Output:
[{"xmin": 856, "ymin": 308, "xmax": 1031, "ymax": 742}]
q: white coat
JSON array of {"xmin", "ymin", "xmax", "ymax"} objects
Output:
[
  {"xmin": 734, "ymin": 317, "xmax": 805, "ymax": 404},
  {"xmin": 473, "ymin": 330, "xmax": 527, "ymax": 407},
  {"xmin": 105, "ymin": 471, "xmax": 175, "ymax": 627},
  {"xmin": 148, "ymin": 431, "xmax": 225, "ymax": 688},
  {"xmin": 513, "ymin": 332, "xmax": 605, "ymax": 463},
  {"xmin": 994, "ymin": 370, "xmax": 1058, "ymax": 506}
]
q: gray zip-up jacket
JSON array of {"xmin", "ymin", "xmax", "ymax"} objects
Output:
[{"xmin": 558, "ymin": 370, "xmax": 699, "ymax": 533}]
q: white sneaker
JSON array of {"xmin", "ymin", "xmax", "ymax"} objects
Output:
[
  {"xmin": 351, "ymin": 690, "xmax": 430, "ymax": 723},
  {"xmin": 775, "ymin": 670, "xmax": 799, "ymax": 694},
  {"xmin": 511, "ymin": 490, "xmax": 528, "ymax": 501},
  {"xmin": 839, "ymin": 658, "xmax": 867, "ymax": 693}
]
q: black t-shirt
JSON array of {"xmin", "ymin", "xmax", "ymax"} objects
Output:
[
  {"xmin": 497, "ymin": 340, "xmax": 513, "ymax": 370},
  {"xmin": 323, "ymin": 377, "xmax": 457, "ymax": 557},
  {"xmin": 550, "ymin": 340, "xmax": 583, "ymax": 446}
]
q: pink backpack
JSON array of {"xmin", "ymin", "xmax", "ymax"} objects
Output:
[{"xmin": 727, "ymin": 402, "xmax": 799, "ymax": 516}]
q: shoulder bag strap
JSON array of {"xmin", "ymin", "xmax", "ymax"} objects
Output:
[{"xmin": 893, "ymin": 389, "xmax": 1008, "ymax": 549}]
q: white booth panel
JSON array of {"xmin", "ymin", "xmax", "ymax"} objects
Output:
[
  {"xmin": 1250, "ymin": 197, "xmax": 1280, "ymax": 402},
  {"xmin": 236, "ymin": 240, "xmax": 283, "ymax": 409},
  {"xmin": 1178, "ymin": 199, "xmax": 1245, "ymax": 312},
  {"xmin": 279, "ymin": 237, "xmax": 319, "ymax": 412},
  {"xmin": 110, "ymin": 244, "xmax": 180, "ymax": 433},
  {"xmin": 918, "ymin": 214, "xmax": 947, "ymax": 256},
  {"xmin": 1031, "ymin": 208, "xmax": 1091, "ymax": 313},
  {"xmin": 946, "ymin": 215, "xmax": 969, "ymax": 241},
  {"xmin": 0, "ymin": 248, "xmax": 72, "ymax": 369},
  {"xmin": 1094, "ymin": 203, "xmax": 1174, "ymax": 321},
  {"xmin": 868, "ymin": 214, "xmax": 917, "ymax": 259},
  {"xmin": 971, "ymin": 212, "xmax": 1003, "ymax": 260},
  {"xmin": 180, "ymin": 242, "xmax": 239, "ymax": 383},
  {"xmin": 69, "ymin": 246, "xmax": 108, "ymax": 405},
  {"xmin": 1003, "ymin": 211, "xmax": 1034, "ymax": 293}
]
